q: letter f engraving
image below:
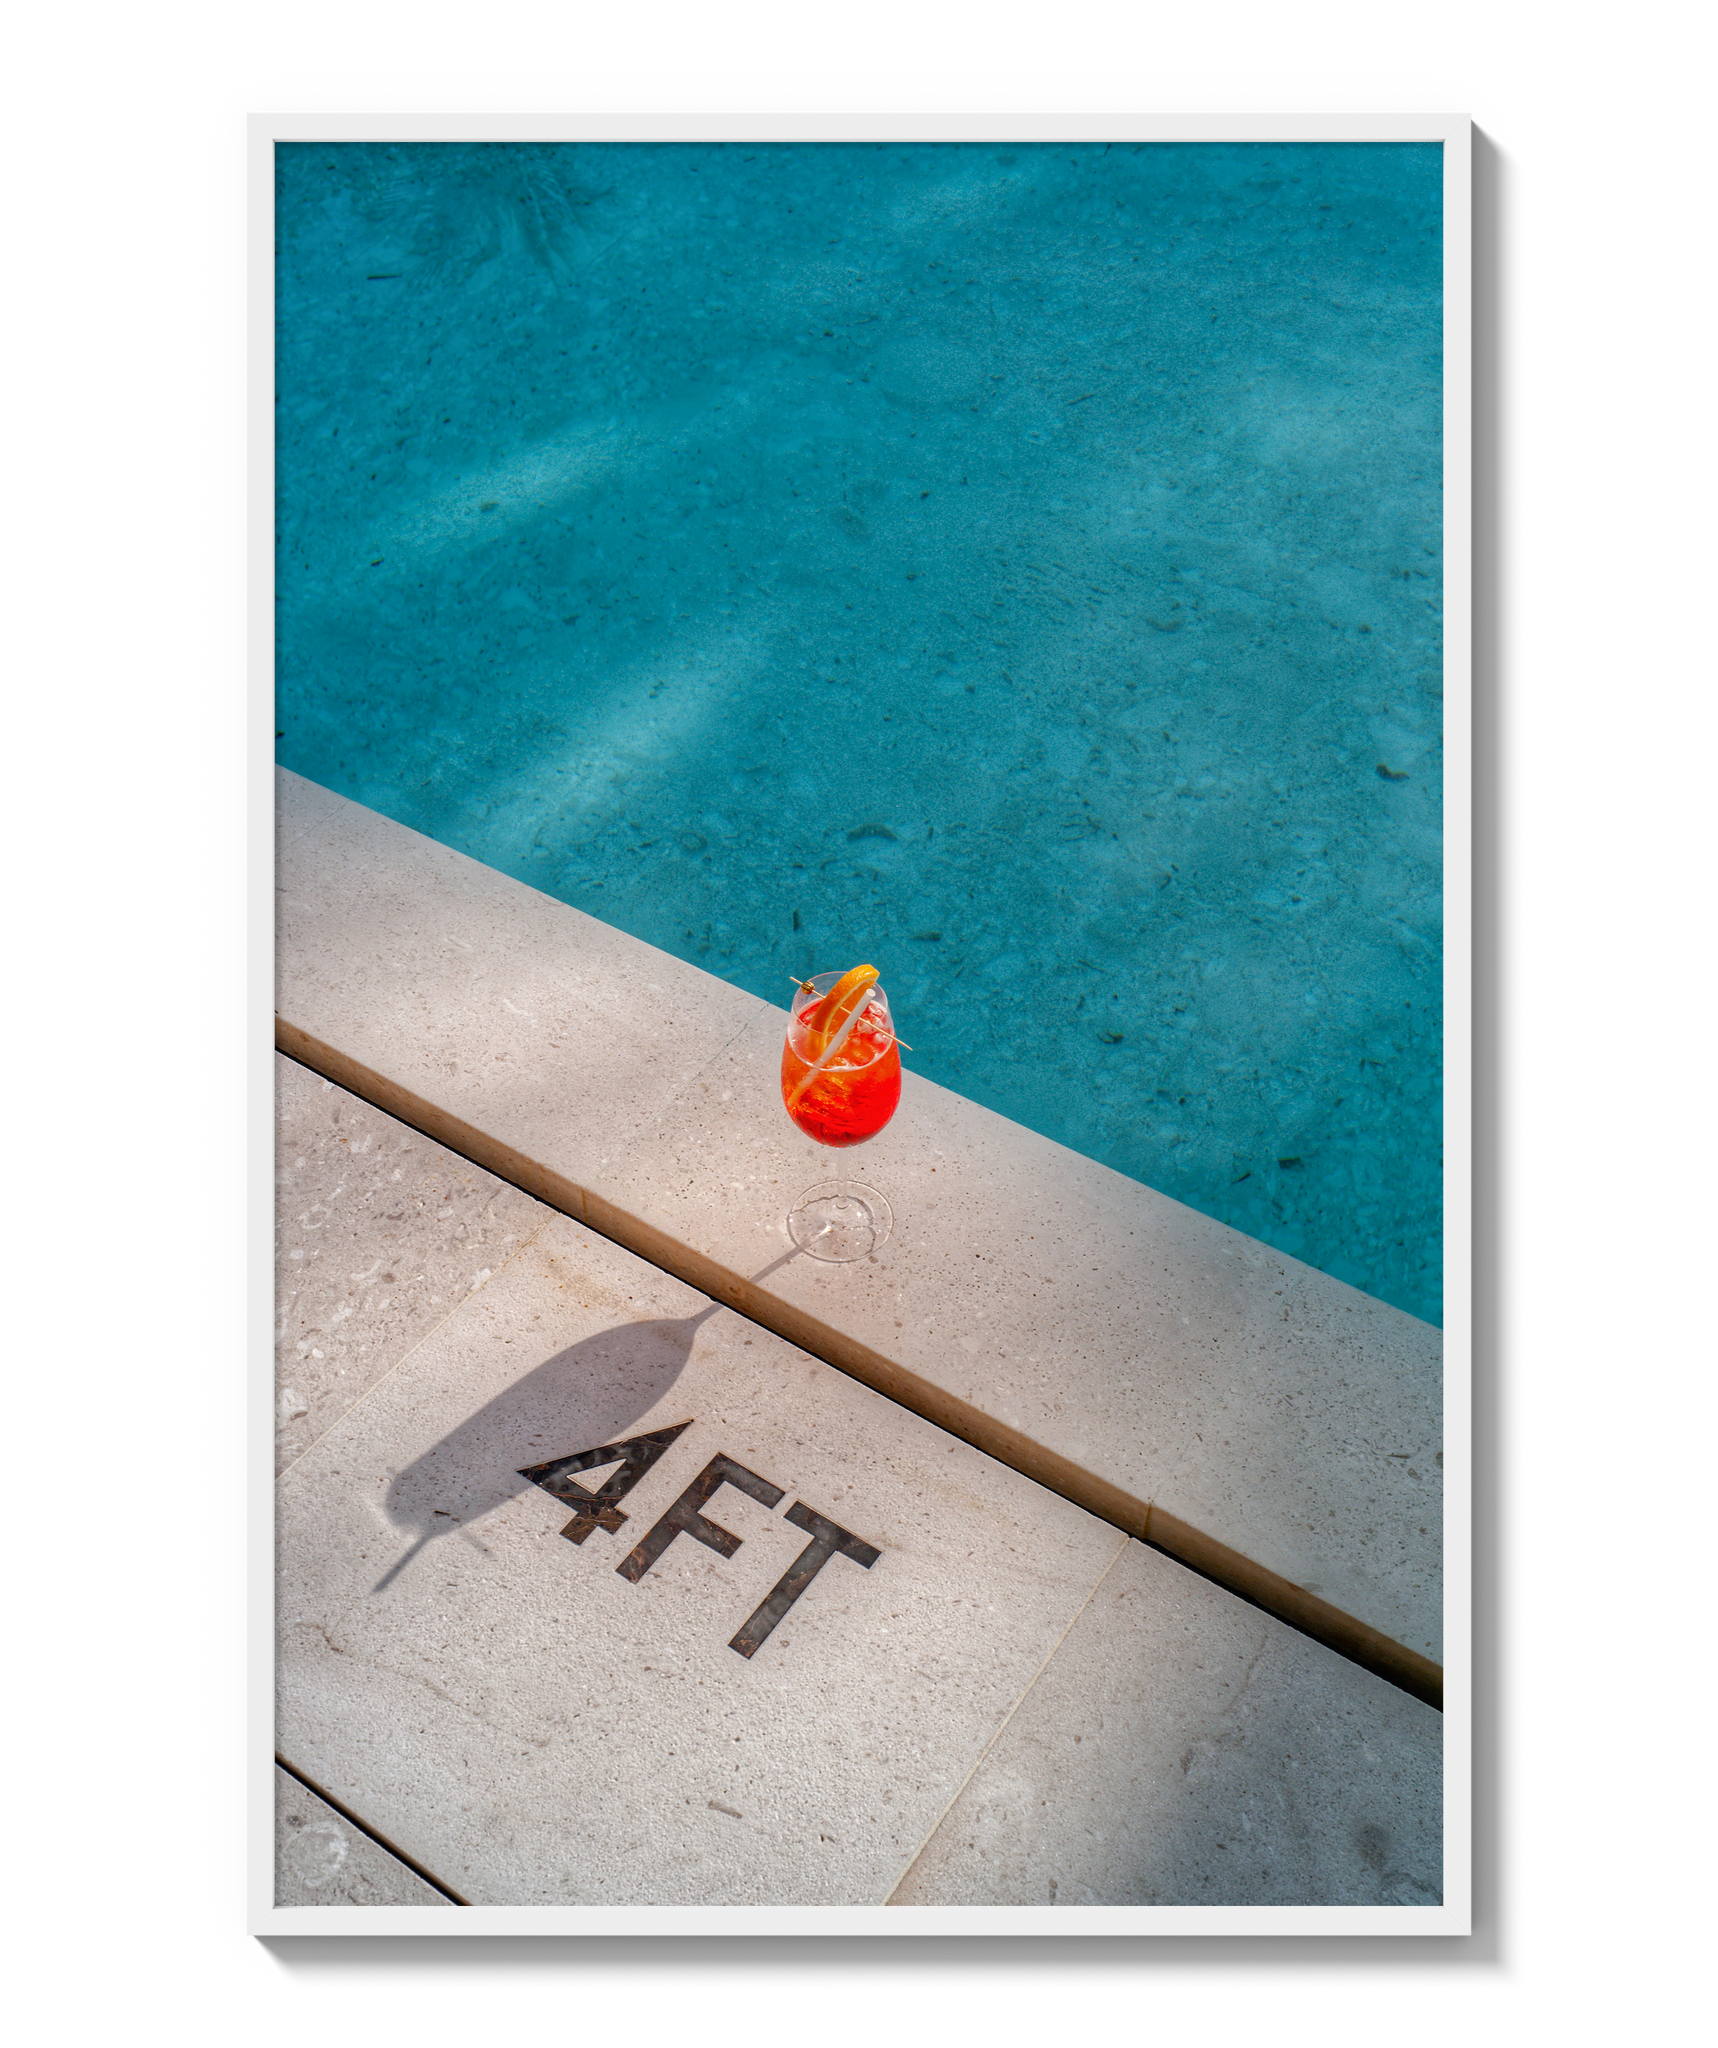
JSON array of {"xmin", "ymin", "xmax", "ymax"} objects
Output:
[{"xmin": 615, "ymin": 1454, "xmax": 786, "ymax": 1583}]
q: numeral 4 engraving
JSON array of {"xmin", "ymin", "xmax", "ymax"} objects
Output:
[{"xmin": 517, "ymin": 1421, "xmax": 693, "ymax": 1543}]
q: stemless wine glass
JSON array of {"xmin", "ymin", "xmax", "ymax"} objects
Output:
[{"xmin": 780, "ymin": 969, "xmax": 902, "ymax": 1261}]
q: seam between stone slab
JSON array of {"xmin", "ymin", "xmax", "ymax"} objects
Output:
[
  {"xmin": 882, "ymin": 1531, "xmax": 1132, "ymax": 1906},
  {"xmin": 275, "ymin": 1755, "xmax": 470, "ymax": 1905},
  {"xmin": 276, "ymin": 1018, "xmax": 1442, "ymax": 1714},
  {"xmin": 274, "ymin": 1198, "xmax": 556, "ymax": 1484}
]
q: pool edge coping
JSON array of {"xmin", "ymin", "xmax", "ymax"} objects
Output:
[{"xmin": 277, "ymin": 1012, "xmax": 1440, "ymax": 1713}]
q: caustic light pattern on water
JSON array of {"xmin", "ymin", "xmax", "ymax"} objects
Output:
[{"xmin": 275, "ymin": 141, "xmax": 1444, "ymax": 1325}]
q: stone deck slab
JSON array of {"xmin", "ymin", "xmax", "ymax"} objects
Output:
[
  {"xmin": 275, "ymin": 1086, "xmax": 1442, "ymax": 1909},
  {"xmin": 276, "ymin": 1054, "xmax": 549, "ymax": 1470},
  {"xmin": 278, "ymin": 1207, "xmax": 1128, "ymax": 1907},
  {"xmin": 890, "ymin": 1541, "xmax": 1441, "ymax": 1908},
  {"xmin": 275, "ymin": 1765, "xmax": 455, "ymax": 1907},
  {"xmin": 276, "ymin": 769, "xmax": 1442, "ymax": 1681},
  {"xmin": 613, "ymin": 1010, "xmax": 1441, "ymax": 1663}
]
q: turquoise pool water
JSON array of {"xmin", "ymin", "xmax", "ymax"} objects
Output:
[{"xmin": 275, "ymin": 141, "xmax": 1444, "ymax": 1325}]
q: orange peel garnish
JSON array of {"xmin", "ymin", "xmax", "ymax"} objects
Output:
[
  {"xmin": 788, "ymin": 972, "xmax": 911, "ymax": 1050},
  {"xmin": 804, "ymin": 962, "xmax": 880, "ymax": 1041},
  {"xmin": 786, "ymin": 964, "xmax": 891, "ymax": 1113}
]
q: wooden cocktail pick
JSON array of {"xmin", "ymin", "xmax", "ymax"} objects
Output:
[{"xmin": 786, "ymin": 975, "xmax": 912, "ymax": 1050}]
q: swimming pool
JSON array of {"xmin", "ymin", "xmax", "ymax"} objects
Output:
[{"xmin": 275, "ymin": 140, "xmax": 1444, "ymax": 1325}]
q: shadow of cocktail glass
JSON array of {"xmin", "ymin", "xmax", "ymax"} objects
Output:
[{"xmin": 373, "ymin": 1250, "xmax": 800, "ymax": 1592}]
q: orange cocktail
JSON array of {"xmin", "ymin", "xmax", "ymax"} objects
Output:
[
  {"xmin": 781, "ymin": 984, "xmax": 902, "ymax": 1145},
  {"xmin": 781, "ymin": 966, "xmax": 902, "ymax": 1261}
]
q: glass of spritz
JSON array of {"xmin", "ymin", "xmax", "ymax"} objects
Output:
[{"xmin": 781, "ymin": 965, "xmax": 902, "ymax": 1261}]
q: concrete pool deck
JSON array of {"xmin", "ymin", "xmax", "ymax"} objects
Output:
[{"xmin": 271, "ymin": 766, "xmax": 1449, "ymax": 1917}]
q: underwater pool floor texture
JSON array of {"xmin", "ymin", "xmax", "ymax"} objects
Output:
[{"xmin": 276, "ymin": 141, "xmax": 1444, "ymax": 1326}]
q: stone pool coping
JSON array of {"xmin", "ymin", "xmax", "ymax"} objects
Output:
[{"xmin": 275, "ymin": 767, "xmax": 1443, "ymax": 1705}]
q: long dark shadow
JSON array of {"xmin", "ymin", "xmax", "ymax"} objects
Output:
[
  {"xmin": 278, "ymin": 1027, "xmax": 1440, "ymax": 1711},
  {"xmin": 370, "ymin": 1257, "xmax": 803, "ymax": 1594}
]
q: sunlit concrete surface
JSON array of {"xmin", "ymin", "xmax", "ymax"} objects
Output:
[
  {"xmin": 275, "ymin": 1767, "xmax": 453, "ymax": 1908},
  {"xmin": 278, "ymin": 1203, "xmax": 1126, "ymax": 1906},
  {"xmin": 275, "ymin": 1076, "xmax": 1440, "ymax": 1908},
  {"xmin": 276, "ymin": 1055, "xmax": 551, "ymax": 1471},
  {"xmin": 277, "ymin": 767, "xmax": 1442, "ymax": 1663},
  {"xmin": 890, "ymin": 1541, "xmax": 1439, "ymax": 1907}
]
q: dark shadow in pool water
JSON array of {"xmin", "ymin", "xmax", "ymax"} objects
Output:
[{"xmin": 372, "ymin": 1252, "xmax": 800, "ymax": 1592}]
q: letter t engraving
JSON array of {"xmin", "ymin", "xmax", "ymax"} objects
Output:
[{"xmin": 728, "ymin": 1501, "xmax": 881, "ymax": 1658}]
